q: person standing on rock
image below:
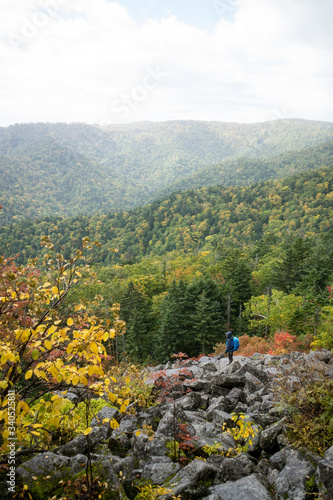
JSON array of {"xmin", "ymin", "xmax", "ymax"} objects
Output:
[{"xmin": 225, "ymin": 330, "xmax": 234, "ymax": 364}]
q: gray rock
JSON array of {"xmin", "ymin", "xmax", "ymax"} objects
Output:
[
  {"xmin": 224, "ymin": 387, "xmax": 244, "ymax": 412},
  {"xmin": 207, "ymin": 474, "xmax": 272, "ymax": 500},
  {"xmin": 202, "ymin": 362, "xmax": 218, "ymax": 372},
  {"xmin": 239, "ymin": 361, "xmax": 271, "ymax": 384},
  {"xmin": 199, "ymin": 356, "xmax": 215, "ymax": 365},
  {"xmin": 275, "ymin": 458, "xmax": 316, "ymax": 500},
  {"xmin": 142, "ymin": 456, "xmax": 181, "ymax": 484},
  {"xmin": 217, "ymin": 453, "xmax": 257, "ymax": 482},
  {"xmin": 90, "ymin": 406, "xmax": 120, "ymax": 427},
  {"xmin": 244, "ymin": 371, "xmax": 264, "ymax": 392},
  {"xmin": 315, "ymin": 456, "xmax": 333, "ymax": 499},
  {"xmin": 183, "ymin": 378, "xmax": 212, "ymax": 393},
  {"xmin": 17, "ymin": 452, "xmax": 126, "ymax": 499},
  {"xmin": 206, "ymin": 396, "xmax": 226, "ymax": 420},
  {"xmin": 309, "ymin": 349, "xmax": 332, "ymax": 363},
  {"xmin": 211, "ymin": 410, "xmax": 233, "ymax": 427},
  {"xmin": 108, "ymin": 430, "xmax": 131, "ymax": 457},
  {"xmin": 209, "ymin": 384, "xmax": 230, "ymax": 397},
  {"xmin": 131, "ymin": 431, "xmax": 168, "ymax": 460},
  {"xmin": 270, "ymin": 448, "xmax": 299, "ymax": 471},
  {"xmin": 177, "ymin": 391, "xmax": 203, "ymax": 411},
  {"xmin": 17, "ymin": 453, "xmax": 80, "ymax": 499},
  {"xmin": 57, "ymin": 426, "xmax": 109, "ymax": 457},
  {"xmin": 324, "ymin": 445, "xmax": 333, "ymax": 460},
  {"xmin": 163, "ymin": 459, "xmax": 216, "ymax": 499},
  {"xmin": 155, "ymin": 406, "xmax": 196, "ymax": 438},
  {"xmin": 215, "ymin": 374, "xmax": 246, "ymax": 389},
  {"xmin": 259, "ymin": 418, "xmax": 286, "ymax": 453},
  {"xmin": 233, "ymin": 402, "xmax": 248, "ymax": 413},
  {"xmin": 112, "ymin": 455, "xmax": 135, "ymax": 476}
]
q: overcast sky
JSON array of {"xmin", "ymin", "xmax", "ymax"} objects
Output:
[{"xmin": 0, "ymin": 0, "xmax": 332, "ymax": 126}]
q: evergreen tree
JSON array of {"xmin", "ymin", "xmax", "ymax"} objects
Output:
[
  {"xmin": 120, "ymin": 282, "xmax": 151, "ymax": 361},
  {"xmin": 186, "ymin": 277, "xmax": 225, "ymax": 356},
  {"xmin": 272, "ymin": 238, "xmax": 310, "ymax": 292},
  {"xmin": 156, "ymin": 280, "xmax": 189, "ymax": 361}
]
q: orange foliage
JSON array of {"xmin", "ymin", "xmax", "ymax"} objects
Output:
[
  {"xmin": 237, "ymin": 335, "xmax": 271, "ymax": 357},
  {"xmin": 268, "ymin": 331, "xmax": 298, "ymax": 355},
  {"xmin": 235, "ymin": 331, "xmax": 304, "ymax": 357}
]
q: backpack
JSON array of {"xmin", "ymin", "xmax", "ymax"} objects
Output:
[{"xmin": 233, "ymin": 337, "xmax": 240, "ymax": 352}]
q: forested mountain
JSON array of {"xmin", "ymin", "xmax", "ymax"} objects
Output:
[
  {"xmin": 0, "ymin": 119, "xmax": 332, "ymax": 225},
  {"xmin": 1, "ymin": 167, "xmax": 332, "ymax": 265}
]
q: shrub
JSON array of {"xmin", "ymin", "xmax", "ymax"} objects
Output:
[{"xmin": 273, "ymin": 356, "xmax": 333, "ymax": 455}]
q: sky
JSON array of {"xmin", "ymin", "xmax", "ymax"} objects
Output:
[{"xmin": 0, "ymin": 0, "xmax": 332, "ymax": 126}]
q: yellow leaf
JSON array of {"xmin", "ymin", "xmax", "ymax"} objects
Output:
[
  {"xmin": 72, "ymin": 375, "xmax": 80, "ymax": 386},
  {"xmin": 90, "ymin": 342, "xmax": 98, "ymax": 354},
  {"xmin": 18, "ymin": 401, "xmax": 30, "ymax": 413},
  {"xmin": 45, "ymin": 340, "xmax": 52, "ymax": 350},
  {"xmin": 110, "ymin": 419, "xmax": 119, "ymax": 429},
  {"xmin": 88, "ymin": 365, "xmax": 95, "ymax": 376},
  {"xmin": 67, "ymin": 318, "xmax": 74, "ymax": 327},
  {"xmin": 51, "ymin": 286, "xmax": 59, "ymax": 296},
  {"xmin": 135, "ymin": 430, "xmax": 141, "ymax": 437},
  {"xmin": 48, "ymin": 325, "xmax": 57, "ymax": 335},
  {"xmin": 83, "ymin": 427, "xmax": 92, "ymax": 436},
  {"xmin": 75, "ymin": 271, "xmax": 82, "ymax": 277},
  {"xmin": 80, "ymin": 376, "xmax": 88, "ymax": 385},
  {"xmin": 107, "ymin": 392, "xmax": 117, "ymax": 403},
  {"xmin": 120, "ymin": 404, "xmax": 127, "ymax": 414},
  {"xmin": 25, "ymin": 370, "xmax": 33, "ymax": 380},
  {"xmin": 56, "ymin": 374, "xmax": 63, "ymax": 383},
  {"xmin": 111, "ymin": 376, "xmax": 116, "ymax": 383},
  {"xmin": 125, "ymin": 377, "xmax": 130, "ymax": 384},
  {"xmin": 102, "ymin": 332, "xmax": 109, "ymax": 342}
]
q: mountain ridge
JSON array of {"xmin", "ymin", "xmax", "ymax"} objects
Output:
[{"xmin": 0, "ymin": 119, "xmax": 332, "ymax": 225}]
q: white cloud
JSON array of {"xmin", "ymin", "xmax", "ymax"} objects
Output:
[{"xmin": 0, "ymin": 0, "xmax": 332, "ymax": 126}]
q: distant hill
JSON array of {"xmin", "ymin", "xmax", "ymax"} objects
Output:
[
  {"xmin": 0, "ymin": 119, "xmax": 332, "ymax": 225},
  {"xmin": 1, "ymin": 167, "xmax": 332, "ymax": 265}
]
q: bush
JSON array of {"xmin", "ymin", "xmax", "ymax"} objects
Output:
[{"xmin": 273, "ymin": 356, "xmax": 333, "ymax": 455}]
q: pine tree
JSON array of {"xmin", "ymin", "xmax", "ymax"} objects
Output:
[{"xmin": 120, "ymin": 282, "xmax": 151, "ymax": 361}]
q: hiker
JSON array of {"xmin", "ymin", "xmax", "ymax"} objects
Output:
[{"xmin": 225, "ymin": 330, "xmax": 234, "ymax": 364}]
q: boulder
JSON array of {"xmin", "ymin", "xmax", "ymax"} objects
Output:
[
  {"xmin": 275, "ymin": 458, "xmax": 316, "ymax": 500},
  {"xmin": 90, "ymin": 406, "xmax": 120, "ymax": 427},
  {"xmin": 57, "ymin": 426, "xmax": 109, "ymax": 457},
  {"xmin": 259, "ymin": 418, "xmax": 286, "ymax": 453},
  {"xmin": 216, "ymin": 453, "xmax": 257, "ymax": 482},
  {"xmin": 315, "ymin": 455, "xmax": 333, "ymax": 500},
  {"xmin": 155, "ymin": 405, "xmax": 196, "ymax": 439},
  {"xmin": 214, "ymin": 374, "xmax": 246, "ymax": 389},
  {"xmin": 224, "ymin": 387, "xmax": 244, "ymax": 412},
  {"xmin": 206, "ymin": 473, "xmax": 272, "ymax": 500},
  {"xmin": 141, "ymin": 456, "xmax": 181, "ymax": 484},
  {"xmin": 163, "ymin": 458, "xmax": 217, "ymax": 499},
  {"xmin": 17, "ymin": 453, "xmax": 85, "ymax": 499},
  {"xmin": 17, "ymin": 453, "xmax": 127, "ymax": 500}
]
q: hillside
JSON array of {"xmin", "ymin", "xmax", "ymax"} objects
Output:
[
  {"xmin": 0, "ymin": 119, "xmax": 332, "ymax": 225},
  {"xmin": 1, "ymin": 167, "xmax": 332, "ymax": 265}
]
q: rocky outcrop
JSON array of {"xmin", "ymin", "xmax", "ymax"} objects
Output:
[{"xmin": 15, "ymin": 350, "xmax": 333, "ymax": 499}]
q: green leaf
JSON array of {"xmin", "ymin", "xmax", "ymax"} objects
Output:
[{"xmin": 31, "ymin": 349, "xmax": 40, "ymax": 360}]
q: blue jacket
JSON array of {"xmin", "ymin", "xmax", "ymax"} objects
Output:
[{"xmin": 225, "ymin": 331, "xmax": 234, "ymax": 353}]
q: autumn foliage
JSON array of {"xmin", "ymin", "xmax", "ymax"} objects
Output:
[{"xmin": 214, "ymin": 331, "xmax": 310, "ymax": 357}]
